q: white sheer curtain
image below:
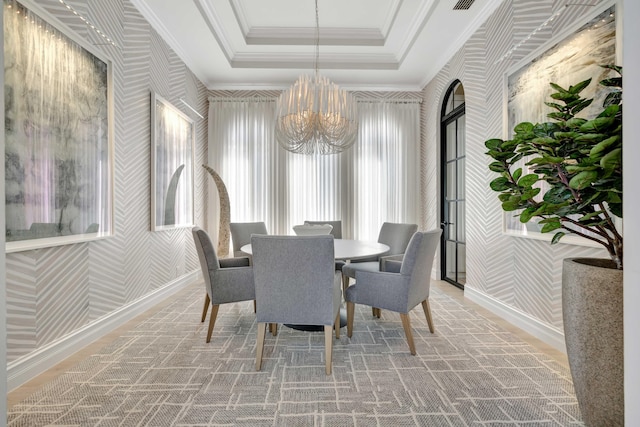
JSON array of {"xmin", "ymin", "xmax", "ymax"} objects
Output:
[
  {"xmin": 208, "ymin": 97, "xmax": 420, "ymax": 243},
  {"xmin": 207, "ymin": 97, "xmax": 284, "ymax": 239},
  {"xmin": 346, "ymin": 100, "xmax": 421, "ymax": 241},
  {"xmin": 286, "ymin": 151, "xmax": 345, "ymax": 231}
]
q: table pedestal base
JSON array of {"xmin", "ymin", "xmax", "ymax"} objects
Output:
[{"xmin": 284, "ymin": 307, "xmax": 347, "ymax": 332}]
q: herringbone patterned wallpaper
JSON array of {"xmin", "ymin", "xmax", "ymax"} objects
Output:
[{"xmin": 421, "ymin": 0, "xmax": 610, "ymax": 332}]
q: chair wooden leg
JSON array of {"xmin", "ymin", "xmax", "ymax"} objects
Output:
[
  {"xmin": 375, "ymin": 308, "xmax": 382, "ymax": 318},
  {"xmin": 372, "ymin": 307, "xmax": 376, "ymax": 317},
  {"xmin": 253, "ymin": 300, "xmax": 257, "ymax": 313},
  {"xmin": 347, "ymin": 302, "xmax": 355, "ymax": 338},
  {"xmin": 400, "ymin": 313, "xmax": 416, "ymax": 355},
  {"xmin": 342, "ymin": 274, "xmax": 349, "ymax": 296},
  {"xmin": 324, "ymin": 325, "xmax": 333, "ymax": 375},
  {"xmin": 206, "ymin": 304, "xmax": 220, "ymax": 343},
  {"xmin": 334, "ymin": 312, "xmax": 340, "ymax": 339},
  {"xmin": 270, "ymin": 323, "xmax": 278, "ymax": 336},
  {"xmin": 256, "ymin": 322, "xmax": 267, "ymax": 371},
  {"xmin": 421, "ymin": 299, "xmax": 435, "ymax": 333},
  {"xmin": 201, "ymin": 293, "xmax": 210, "ymax": 322}
]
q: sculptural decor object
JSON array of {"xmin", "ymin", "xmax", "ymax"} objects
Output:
[{"xmin": 202, "ymin": 165, "xmax": 231, "ymax": 257}]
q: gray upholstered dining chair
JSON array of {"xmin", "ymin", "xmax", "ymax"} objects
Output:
[
  {"xmin": 303, "ymin": 220, "xmax": 347, "ymax": 288},
  {"xmin": 229, "ymin": 221, "xmax": 268, "ymax": 257},
  {"xmin": 251, "ymin": 234, "xmax": 342, "ymax": 375},
  {"xmin": 345, "ymin": 229, "xmax": 441, "ymax": 355},
  {"xmin": 192, "ymin": 227, "xmax": 255, "ymax": 343},
  {"xmin": 341, "ymin": 222, "xmax": 418, "ymax": 315}
]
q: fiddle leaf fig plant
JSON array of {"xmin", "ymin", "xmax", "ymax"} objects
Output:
[{"xmin": 485, "ymin": 65, "xmax": 623, "ymax": 269}]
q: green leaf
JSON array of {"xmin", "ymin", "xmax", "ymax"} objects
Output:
[
  {"xmin": 574, "ymin": 133, "xmax": 606, "ymax": 142},
  {"xmin": 485, "ymin": 139, "xmax": 503, "ymax": 150},
  {"xmin": 565, "ymin": 165, "xmax": 597, "ymax": 173},
  {"xmin": 517, "ymin": 174, "xmax": 538, "ymax": 187},
  {"xmin": 579, "ymin": 211, "xmax": 604, "ymax": 221},
  {"xmin": 569, "ymin": 170, "xmax": 598, "ymax": 190},
  {"xmin": 513, "ymin": 122, "xmax": 534, "ymax": 133},
  {"xmin": 501, "ymin": 201, "xmax": 521, "ymax": 211},
  {"xmin": 549, "ymin": 82, "xmax": 569, "ymax": 94},
  {"xmin": 598, "ymin": 104, "xmax": 620, "ymax": 117},
  {"xmin": 519, "ymin": 207, "xmax": 536, "ymax": 223},
  {"xmin": 548, "ymin": 112, "xmax": 571, "ymax": 121},
  {"xmin": 600, "ymin": 64, "xmax": 622, "ymax": 75},
  {"xmin": 512, "ymin": 168, "xmax": 522, "ymax": 182},
  {"xmin": 590, "ymin": 135, "xmax": 620, "ymax": 158},
  {"xmin": 521, "ymin": 188, "xmax": 541, "ymax": 200},
  {"xmin": 551, "ymin": 232, "xmax": 566, "ymax": 244},
  {"xmin": 579, "ymin": 116, "xmax": 616, "ymax": 132},
  {"xmin": 570, "ymin": 99, "xmax": 593, "ymax": 115},
  {"xmin": 568, "ymin": 78, "xmax": 592, "ymax": 94},
  {"xmin": 600, "ymin": 147, "xmax": 622, "ymax": 171},
  {"xmin": 566, "ymin": 117, "xmax": 588, "ymax": 128},
  {"xmin": 501, "ymin": 140, "xmax": 519, "ymax": 151},
  {"xmin": 498, "ymin": 193, "xmax": 512, "ymax": 202},
  {"xmin": 490, "ymin": 177, "xmax": 511, "ymax": 191},
  {"xmin": 565, "ymin": 165, "xmax": 598, "ymax": 173},
  {"xmin": 544, "ymin": 102, "xmax": 564, "ymax": 111},
  {"xmin": 553, "ymin": 132, "xmax": 578, "ymax": 140},
  {"xmin": 550, "ymin": 92, "xmax": 578, "ymax": 101},
  {"xmin": 541, "ymin": 221, "xmax": 562, "ymax": 233},
  {"xmin": 600, "ymin": 77, "xmax": 622, "ymax": 87},
  {"xmin": 534, "ymin": 122, "xmax": 559, "ymax": 136},
  {"xmin": 489, "ymin": 161, "xmax": 506, "ymax": 172},
  {"xmin": 526, "ymin": 156, "xmax": 564, "ymax": 165}
]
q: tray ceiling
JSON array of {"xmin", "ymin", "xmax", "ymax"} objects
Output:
[{"xmin": 130, "ymin": 0, "xmax": 503, "ymax": 91}]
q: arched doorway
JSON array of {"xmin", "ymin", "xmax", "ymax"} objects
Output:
[{"xmin": 440, "ymin": 80, "xmax": 466, "ymax": 289}]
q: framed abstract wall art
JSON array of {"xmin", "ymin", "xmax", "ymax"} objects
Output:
[
  {"xmin": 150, "ymin": 93, "xmax": 195, "ymax": 231},
  {"xmin": 4, "ymin": 0, "xmax": 114, "ymax": 252},
  {"xmin": 502, "ymin": 2, "xmax": 618, "ymax": 247}
]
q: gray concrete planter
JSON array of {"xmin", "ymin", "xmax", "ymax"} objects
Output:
[{"xmin": 562, "ymin": 257, "xmax": 623, "ymax": 426}]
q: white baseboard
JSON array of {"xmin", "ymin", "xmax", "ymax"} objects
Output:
[
  {"xmin": 464, "ymin": 285, "xmax": 567, "ymax": 353},
  {"xmin": 7, "ymin": 271, "xmax": 201, "ymax": 391}
]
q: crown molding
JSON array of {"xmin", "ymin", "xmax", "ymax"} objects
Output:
[
  {"xmin": 229, "ymin": 52, "xmax": 399, "ymax": 70},
  {"xmin": 245, "ymin": 27, "xmax": 385, "ymax": 46}
]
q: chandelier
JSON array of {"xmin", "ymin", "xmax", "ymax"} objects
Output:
[{"xmin": 275, "ymin": 0, "xmax": 358, "ymax": 155}]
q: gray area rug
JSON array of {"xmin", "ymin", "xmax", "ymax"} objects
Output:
[{"xmin": 8, "ymin": 283, "xmax": 584, "ymax": 426}]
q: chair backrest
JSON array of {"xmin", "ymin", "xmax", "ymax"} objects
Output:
[
  {"xmin": 192, "ymin": 227, "xmax": 221, "ymax": 293},
  {"xmin": 304, "ymin": 220, "xmax": 342, "ymax": 239},
  {"xmin": 401, "ymin": 230, "xmax": 442, "ymax": 309},
  {"xmin": 229, "ymin": 222, "xmax": 268, "ymax": 256},
  {"xmin": 293, "ymin": 224, "xmax": 333, "ymax": 236},
  {"xmin": 251, "ymin": 235, "xmax": 337, "ymax": 325},
  {"xmin": 377, "ymin": 222, "xmax": 418, "ymax": 256}
]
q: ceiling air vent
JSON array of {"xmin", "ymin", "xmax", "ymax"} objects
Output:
[{"xmin": 453, "ymin": 0, "xmax": 475, "ymax": 10}]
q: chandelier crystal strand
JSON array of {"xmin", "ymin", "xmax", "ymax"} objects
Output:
[{"xmin": 275, "ymin": 0, "xmax": 358, "ymax": 155}]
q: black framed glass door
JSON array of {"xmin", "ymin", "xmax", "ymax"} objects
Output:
[{"xmin": 440, "ymin": 81, "xmax": 466, "ymax": 289}]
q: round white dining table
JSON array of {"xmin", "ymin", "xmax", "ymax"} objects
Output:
[{"xmin": 240, "ymin": 238, "xmax": 390, "ymax": 261}]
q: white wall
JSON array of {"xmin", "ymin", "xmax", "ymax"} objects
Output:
[{"xmin": 622, "ymin": 0, "xmax": 639, "ymax": 422}]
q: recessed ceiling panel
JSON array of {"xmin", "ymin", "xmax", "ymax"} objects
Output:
[{"xmin": 130, "ymin": 0, "xmax": 504, "ymax": 90}]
